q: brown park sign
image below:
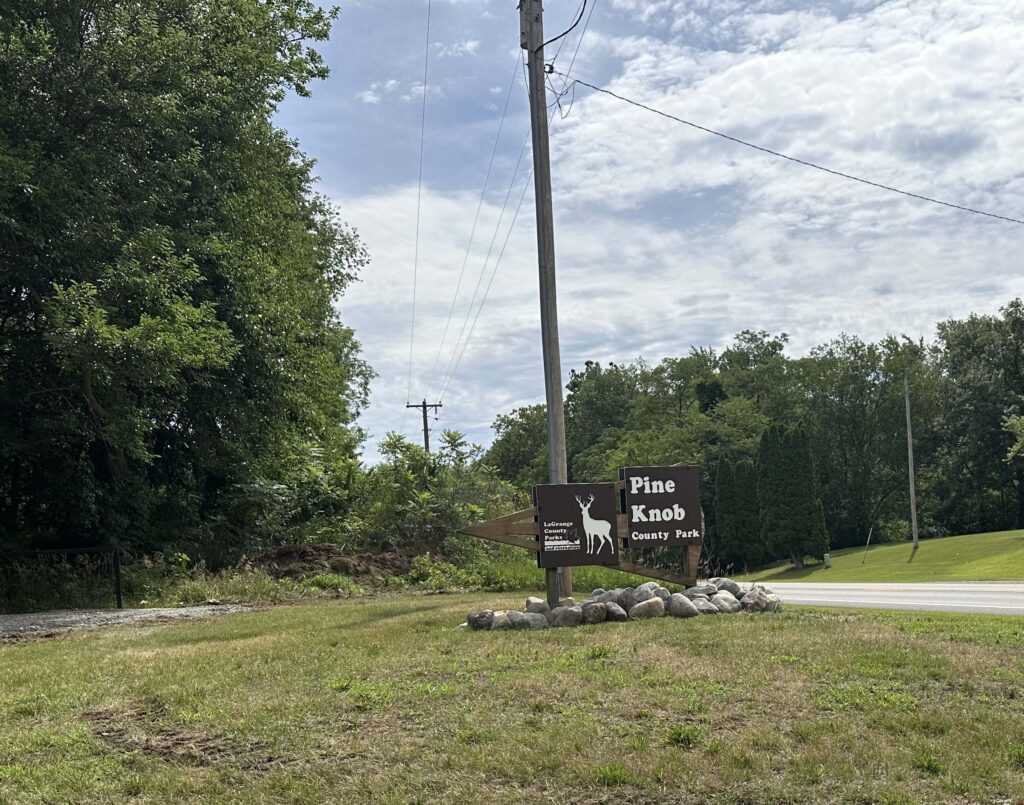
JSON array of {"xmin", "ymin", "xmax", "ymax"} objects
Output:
[
  {"xmin": 533, "ymin": 482, "xmax": 619, "ymax": 569},
  {"xmin": 620, "ymin": 465, "xmax": 703, "ymax": 547}
]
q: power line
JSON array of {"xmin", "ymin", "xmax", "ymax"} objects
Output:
[
  {"xmin": 439, "ymin": 165, "xmax": 534, "ymax": 401},
  {"xmin": 557, "ymin": 73, "xmax": 1024, "ymax": 227},
  {"xmin": 405, "ymin": 0, "xmax": 433, "ymax": 413},
  {"xmin": 435, "ymin": 3, "xmax": 600, "ymax": 401},
  {"xmin": 425, "ymin": 56, "xmax": 521, "ymax": 397},
  {"xmin": 537, "ymin": 0, "xmax": 586, "ymax": 53},
  {"xmin": 434, "ymin": 129, "xmax": 532, "ymax": 401}
]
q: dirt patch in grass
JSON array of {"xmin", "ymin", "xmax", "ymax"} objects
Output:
[
  {"xmin": 86, "ymin": 707, "xmax": 297, "ymax": 772},
  {"xmin": 254, "ymin": 542, "xmax": 419, "ymax": 587}
]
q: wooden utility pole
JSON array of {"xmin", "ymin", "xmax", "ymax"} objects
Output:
[
  {"xmin": 904, "ymin": 371, "xmax": 919, "ymax": 549},
  {"xmin": 521, "ymin": 0, "xmax": 570, "ymax": 605},
  {"xmin": 406, "ymin": 399, "xmax": 442, "ymax": 452}
]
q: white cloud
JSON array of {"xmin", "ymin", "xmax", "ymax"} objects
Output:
[{"xmin": 326, "ymin": 0, "xmax": 1024, "ymax": 460}]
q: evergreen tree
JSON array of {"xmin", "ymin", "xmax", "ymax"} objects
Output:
[
  {"xmin": 713, "ymin": 458, "xmax": 737, "ymax": 570},
  {"xmin": 758, "ymin": 424, "xmax": 829, "ymax": 568},
  {"xmin": 733, "ymin": 459, "xmax": 764, "ymax": 569}
]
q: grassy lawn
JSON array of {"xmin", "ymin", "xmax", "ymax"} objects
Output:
[
  {"xmin": 740, "ymin": 528, "xmax": 1024, "ymax": 583},
  {"xmin": 3, "ymin": 596, "xmax": 1024, "ymax": 804}
]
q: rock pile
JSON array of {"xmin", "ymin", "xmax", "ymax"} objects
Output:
[{"xmin": 466, "ymin": 578, "xmax": 780, "ymax": 631}]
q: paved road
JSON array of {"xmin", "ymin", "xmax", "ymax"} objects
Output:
[{"xmin": 754, "ymin": 582, "xmax": 1024, "ymax": 615}]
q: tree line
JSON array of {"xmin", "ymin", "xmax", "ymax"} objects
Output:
[
  {"xmin": 485, "ymin": 308, "xmax": 1024, "ymax": 570},
  {"xmin": 1, "ymin": 2, "xmax": 372, "ymax": 562}
]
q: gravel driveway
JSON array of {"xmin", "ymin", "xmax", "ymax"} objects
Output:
[{"xmin": 0, "ymin": 604, "xmax": 249, "ymax": 641}]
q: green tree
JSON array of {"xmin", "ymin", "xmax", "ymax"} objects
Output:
[
  {"xmin": 485, "ymin": 405, "xmax": 548, "ymax": 491},
  {"xmin": 758, "ymin": 425, "xmax": 828, "ymax": 568},
  {"xmin": 0, "ymin": 1, "xmax": 370, "ymax": 558}
]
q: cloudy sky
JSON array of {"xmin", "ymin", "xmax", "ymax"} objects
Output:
[{"xmin": 276, "ymin": 0, "xmax": 1024, "ymax": 461}]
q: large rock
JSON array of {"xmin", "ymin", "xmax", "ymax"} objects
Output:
[
  {"xmin": 490, "ymin": 611, "xmax": 514, "ymax": 630},
  {"xmin": 629, "ymin": 597, "xmax": 666, "ymax": 619},
  {"xmin": 683, "ymin": 584, "xmax": 718, "ymax": 599},
  {"xmin": 580, "ymin": 601, "xmax": 607, "ymax": 625},
  {"xmin": 515, "ymin": 611, "xmax": 549, "ymax": 630},
  {"xmin": 711, "ymin": 591, "xmax": 741, "ymax": 614},
  {"xmin": 507, "ymin": 610, "xmax": 525, "ymax": 628},
  {"xmin": 591, "ymin": 588, "xmax": 606, "ymax": 597},
  {"xmin": 654, "ymin": 586, "xmax": 672, "ymax": 602},
  {"xmin": 619, "ymin": 587, "xmax": 639, "ymax": 612},
  {"xmin": 593, "ymin": 588, "xmax": 624, "ymax": 605},
  {"xmin": 765, "ymin": 594, "xmax": 781, "ymax": 612},
  {"xmin": 467, "ymin": 610, "xmax": 494, "ymax": 630},
  {"xmin": 668, "ymin": 593, "xmax": 700, "ymax": 618},
  {"xmin": 752, "ymin": 582, "xmax": 775, "ymax": 595},
  {"xmin": 740, "ymin": 586, "xmax": 769, "ymax": 612},
  {"xmin": 525, "ymin": 596, "xmax": 550, "ymax": 615},
  {"xmin": 550, "ymin": 605, "xmax": 583, "ymax": 628},
  {"xmin": 709, "ymin": 577, "xmax": 742, "ymax": 596},
  {"xmin": 693, "ymin": 598, "xmax": 720, "ymax": 615},
  {"xmin": 558, "ymin": 597, "xmax": 577, "ymax": 609},
  {"xmin": 605, "ymin": 602, "xmax": 628, "ymax": 622},
  {"xmin": 637, "ymin": 581, "xmax": 660, "ymax": 593}
]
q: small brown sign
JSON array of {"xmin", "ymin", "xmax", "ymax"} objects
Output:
[
  {"xmin": 533, "ymin": 483, "xmax": 619, "ymax": 568},
  {"xmin": 620, "ymin": 465, "xmax": 702, "ymax": 547}
]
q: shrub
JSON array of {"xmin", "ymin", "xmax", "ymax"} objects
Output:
[
  {"xmin": 302, "ymin": 574, "xmax": 365, "ymax": 596},
  {"xmin": 405, "ymin": 554, "xmax": 481, "ymax": 592},
  {"xmin": 594, "ymin": 763, "xmax": 635, "ymax": 786}
]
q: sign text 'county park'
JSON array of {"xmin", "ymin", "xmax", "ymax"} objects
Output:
[{"xmin": 619, "ymin": 465, "xmax": 702, "ymax": 547}]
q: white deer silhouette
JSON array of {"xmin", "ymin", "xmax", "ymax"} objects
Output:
[{"xmin": 575, "ymin": 493, "xmax": 614, "ymax": 555}]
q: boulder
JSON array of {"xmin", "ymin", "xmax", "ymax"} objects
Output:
[
  {"xmin": 467, "ymin": 610, "xmax": 494, "ymax": 631},
  {"xmin": 580, "ymin": 601, "xmax": 607, "ymax": 625},
  {"xmin": 654, "ymin": 586, "xmax": 671, "ymax": 602},
  {"xmin": 594, "ymin": 588, "xmax": 624, "ymax": 605},
  {"xmin": 711, "ymin": 591, "xmax": 742, "ymax": 614},
  {"xmin": 619, "ymin": 587, "xmax": 639, "ymax": 612},
  {"xmin": 765, "ymin": 594, "xmax": 781, "ymax": 613},
  {"xmin": 629, "ymin": 597, "xmax": 666, "ymax": 619},
  {"xmin": 740, "ymin": 586, "xmax": 769, "ymax": 612},
  {"xmin": 683, "ymin": 584, "xmax": 718, "ymax": 599},
  {"xmin": 490, "ymin": 611, "xmax": 514, "ymax": 630},
  {"xmin": 752, "ymin": 582, "xmax": 775, "ymax": 595},
  {"xmin": 515, "ymin": 612, "xmax": 549, "ymax": 630},
  {"xmin": 558, "ymin": 597, "xmax": 577, "ymax": 609},
  {"xmin": 636, "ymin": 581, "xmax": 660, "ymax": 594},
  {"xmin": 693, "ymin": 598, "xmax": 720, "ymax": 615},
  {"xmin": 525, "ymin": 596, "xmax": 550, "ymax": 615},
  {"xmin": 734, "ymin": 589, "xmax": 747, "ymax": 601},
  {"xmin": 709, "ymin": 577, "xmax": 742, "ymax": 596},
  {"xmin": 591, "ymin": 588, "xmax": 606, "ymax": 597},
  {"xmin": 550, "ymin": 605, "xmax": 583, "ymax": 628},
  {"xmin": 668, "ymin": 593, "xmax": 700, "ymax": 618},
  {"xmin": 604, "ymin": 602, "xmax": 628, "ymax": 622},
  {"xmin": 507, "ymin": 610, "xmax": 526, "ymax": 627}
]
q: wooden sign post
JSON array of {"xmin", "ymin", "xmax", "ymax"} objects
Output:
[{"xmin": 460, "ymin": 464, "xmax": 704, "ymax": 592}]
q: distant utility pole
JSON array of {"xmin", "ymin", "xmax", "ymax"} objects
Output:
[
  {"xmin": 406, "ymin": 399, "xmax": 442, "ymax": 452},
  {"xmin": 521, "ymin": 0, "xmax": 571, "ymax": 605},
  {"xmin": 904, "ymin": 371, "xmax": 920, "ymax": 549}
]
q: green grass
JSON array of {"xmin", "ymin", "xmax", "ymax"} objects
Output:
[
  {"xmin": 741, "ymin": 528, "xmax": 1024, "ymax": 583},
  {"xmin": 3, "ymin": 596, "xmax": 1024, "ymax": 803}
]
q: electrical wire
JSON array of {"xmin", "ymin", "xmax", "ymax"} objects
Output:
[
  {"xmin": 537, "ymin": 0, "xmax": 586, "ymax": 54},
  {"xmin": 425, "ymin": 56, "xmax": 521, "ymax": 397},
  {"xmin": 405, "ymin": 0, "xmax": 433, "ymax": 418},
  {"xmin": 434, "ymin": 3, "xmax": 600, "ymax": 402},
  {"xmin": 556, "ymin": 73, "xmax": 1024, "ymax": 227},
  {"xmin": 434, "ymin": 129, "xmax": 532, "ymax": 402},
  {"xmin": 438, "ymin": 165, "xmax": 534, "ymax": 402}
]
